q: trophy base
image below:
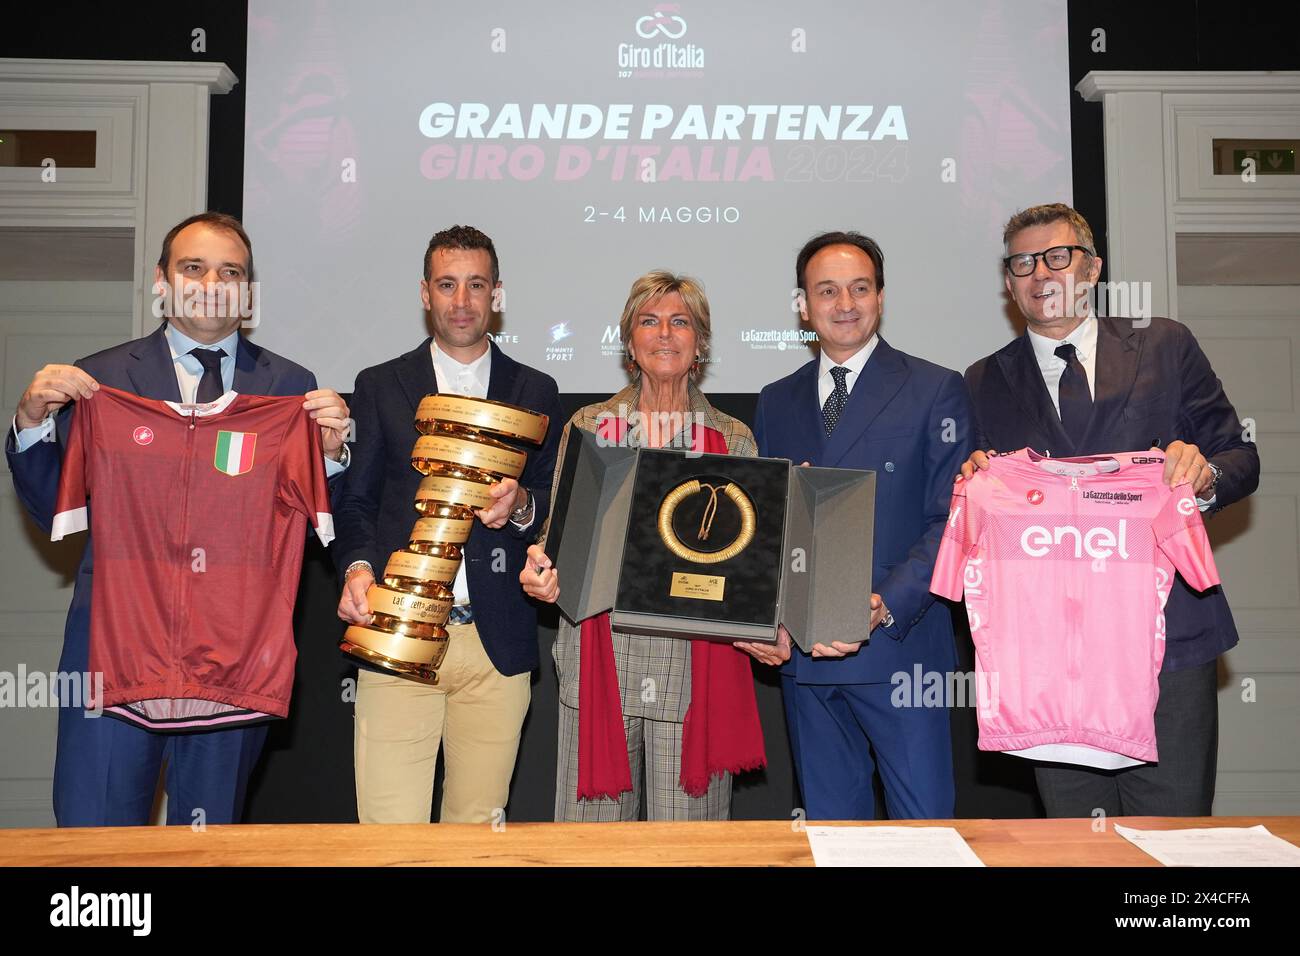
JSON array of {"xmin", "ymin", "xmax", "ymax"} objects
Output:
[
  {"xmin": 340, "ymin": 621, "xmax": 449, "ymax": 684},
  {"xmin": 339, "ymin": 638, "xmax": 441, "ymax": 685}
]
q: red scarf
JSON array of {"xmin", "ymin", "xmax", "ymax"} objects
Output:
[{"xmin": 577, "ymin": 417, "xmax": 767, "ymax": 800}]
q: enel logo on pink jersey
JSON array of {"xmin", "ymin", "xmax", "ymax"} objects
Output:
[{"xmin": 1020, "ymin": 520, "xmax": 1129, "ymax": 559}]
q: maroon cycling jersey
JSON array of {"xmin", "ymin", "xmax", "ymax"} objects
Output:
[{"xmin": 52, "ymin": 385, "xmax": 333, "ymax": 731}]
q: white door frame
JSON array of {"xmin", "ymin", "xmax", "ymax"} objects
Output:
[
  {"xmin": 1076, "ymin": 70, "xmax": 1300, "ymax": 320},
  {"xmin": 0, "ymin": 58, "xmax": 238, "ymax": 334},
  {"xmin": 1079, "ymin": 70, "xmax": 1300, "ymax": 814}
]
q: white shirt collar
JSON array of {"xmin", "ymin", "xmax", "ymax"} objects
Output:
[
  {"xmin": 430, "ymin": 338, "xmax": 492, "ymax": 395},
  {"xmin": 1028, "ymin": 314, "xmax": 1097, "ymax": 367},
  {"xmin": 819, "ymin": 333, "xmax": 878, "ymax": 382}
]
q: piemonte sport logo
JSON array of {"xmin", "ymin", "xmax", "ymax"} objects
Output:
[
  {"xmin": 546, "ymin": 324, "xmax": 575, "ymax": 363},
  {"xmin": 619, "ymin": 5, "xmax": 705, "ymax": 75}
]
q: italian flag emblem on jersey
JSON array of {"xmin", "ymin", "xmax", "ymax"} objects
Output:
[{"xmin": 214, "ymin": 430, "xmax": 257, "ymax": 476}]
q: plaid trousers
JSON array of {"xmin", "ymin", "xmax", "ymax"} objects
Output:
[{"xmin": 554, "ymin": 702, "xmax": 732, "ymax": 822}]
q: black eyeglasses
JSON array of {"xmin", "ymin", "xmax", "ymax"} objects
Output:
[{"xmin": 1002, "ymin": 245, "xmax": 1093, "ymax": 277}]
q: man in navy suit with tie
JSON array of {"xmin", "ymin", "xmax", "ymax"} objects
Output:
[
  {"xmin": 334, "ymin": 225, "xmax": 561, "ymax": 824},
  {"xmin": 738, "ymin": 231, "xmax": 974, "ymax": 819},
  {"xmin": 7, "ymin": 212, "xmax": 352, "ymax": 826},
  {"xmin": 961, "ymin": 203, "xmax": 1259, "ymax": 816}
]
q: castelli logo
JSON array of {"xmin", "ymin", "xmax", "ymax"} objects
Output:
[
  {"xmin": 1027, "ymin": 489, "xmax": 1045, "ymax": 505},
  {"xmin": 132, "ymin": 426, "xmax": 154, "ymax": 446}
]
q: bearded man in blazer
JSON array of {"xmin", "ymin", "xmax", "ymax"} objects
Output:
[{"xmin": 334, "ymin": 224, "xmax": 561, "ymax": 825}]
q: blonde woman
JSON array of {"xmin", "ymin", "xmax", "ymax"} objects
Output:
[{"xmin": 521, "ymin": 271, "xmax": 765, "ymax": 821}]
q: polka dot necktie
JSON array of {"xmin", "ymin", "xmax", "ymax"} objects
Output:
[{"xmin": 822, "ymin": 365, "xmax": 850, "ymax": 435}]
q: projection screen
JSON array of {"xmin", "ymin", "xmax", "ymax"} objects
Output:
[{"xmin": 243, "ymin": 0, "xmax": 1072, "ymax": 393}]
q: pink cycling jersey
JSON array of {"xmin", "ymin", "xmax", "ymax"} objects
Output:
[{"xmin": 931, "ymin": 448, "xmax": 1220, "ymax": 766}]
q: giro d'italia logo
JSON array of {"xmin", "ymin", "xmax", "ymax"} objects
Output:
[
  {"xmin": 636, "ymin": 8, "xmax": 686, "ymax": 38},
  {"xmin": 619, "ymin": 5, "xmax": 704, "ymax": 75}
]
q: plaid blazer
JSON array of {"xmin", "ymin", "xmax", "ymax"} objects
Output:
[{"xmin": 543, "ymin": 381, "xmax": 756, "ymax": 722}]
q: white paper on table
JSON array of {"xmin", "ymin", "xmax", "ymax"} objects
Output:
[
  {"xmin": 1113, "ymin": 824, "xmax": 1300, "ymax": 867},
  {"xmin": 804, "ymin": 825, "xmax": 985, "ymax": 867}
]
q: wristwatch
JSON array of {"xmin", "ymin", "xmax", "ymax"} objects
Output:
[
  {"xmin": 509, "ymin": 490, "xmax": 535, "ymax": 525},
  {"xmin": 344, "ymin": 559, "xmax": 373, "ymax": 581},
  {"xmin": 1199, "ymin": 461, "xmax": 1222, "ymax": 503}
]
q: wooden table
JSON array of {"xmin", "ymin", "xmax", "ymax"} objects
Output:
[{"xmin": 2, "ymin": 816, "xmax": 1297, "ymax": 866}]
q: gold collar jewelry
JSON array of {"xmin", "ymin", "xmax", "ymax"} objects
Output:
[{"xmin": 657, "ymin": 479, "xmax": 756, "ymax": 564}]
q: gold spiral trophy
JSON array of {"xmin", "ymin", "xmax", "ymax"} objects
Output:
[{"xmin": 340, "ymin": 395, "xmax": 549, "ymax": 683}]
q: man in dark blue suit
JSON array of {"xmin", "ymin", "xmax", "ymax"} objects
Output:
[
  {"xmin": 334, "ymin": 225, "xmax": 561, "ymax": 824},
  {"xmin": 7, "ymin": 212, "xmax": 351, "ymax": 826},
  {"xmin": 739, "ymin": 231, "xmax": 974, "ymax": 819},
  {"xmin": 961, "ymin": 203, "xmax": 1259, "ymax": 816}
]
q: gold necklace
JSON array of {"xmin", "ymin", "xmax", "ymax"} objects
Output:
[{"xmin": 657, "ymin": 479, "xmax": 757, "ymax": 563}]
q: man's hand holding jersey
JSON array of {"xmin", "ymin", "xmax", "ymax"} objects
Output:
[
  {"xmin": 303, "ymin": 389, "xmax": 350, "ymax": 461},
  {"xmin": 957, "ymin": 443, "xmax": 1214, "ymax": 497},
  {"xmin": 15, "ymin": 364, "xmax": 99, "ymax": 430}
]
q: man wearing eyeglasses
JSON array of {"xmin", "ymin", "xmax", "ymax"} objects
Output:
[{"xmin": 959, "ymin": 203, "xmax": 1259, "ymax": 817}]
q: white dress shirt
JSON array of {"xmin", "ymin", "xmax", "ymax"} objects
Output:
[
  {"xmin": 817, "ymin": 333, "xmax": 878, "ymax": 408},
  {"xmin": 1026, "ymin": 315, "xmax": 1097, "ymax": 416},
  {"xmin": 430, "ymin": 338, "xmax": 491, "ymax": 401},
  {"xmin": 1026, "ymin": 314, "xmax": 1214, "ymax": 509},
  {"xmin": 431, "ymin": 340, "xmax": 489, "ymax": 607},
  {"xmin": 429, "ymin": 339, "xmax": 533, "ymax": 605}
]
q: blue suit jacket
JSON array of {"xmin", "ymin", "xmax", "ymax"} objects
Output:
[
  {"xmin": 754, "ymin": 338, "xmax": 974, "ymax": 684},
  {"xmin": 332, "ymin": 339, "xmax": 562, "ymax": 677},
  {"xmin": 964, "ymin": 316, "xmax": 1259, "ymax": 670},
  {"xmin": 6, "ymin": 323, "xmax": 321, "ymax": 677}
]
